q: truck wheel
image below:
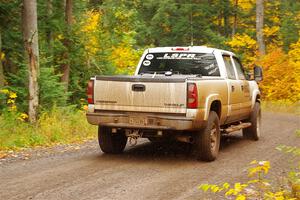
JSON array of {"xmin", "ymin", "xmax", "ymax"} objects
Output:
[
  {"xmin": 194, "ymin": 111, "xmax": 220, "ymax": 162},
  {"xmin": 98, "ymin": 126, "xmax": 127, "ymax": 154},
  {"xmin": 243, "ymin": 102, "xmax": 261, "ymax": 141}
]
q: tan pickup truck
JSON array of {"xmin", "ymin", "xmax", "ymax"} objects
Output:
[{"xmin": 86, "ymin": 46, "xmax": 263, "ymax": 161}]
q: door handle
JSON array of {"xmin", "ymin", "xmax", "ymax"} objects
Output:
[
  {"xmin": 241, "ymin": 85, "xmax": 244, "ymax": 91},
  {"xmin": 231, "ymin": 85, "xmax": 235, "ymax": 92},
  {"xmin": 132, "ymin": 84, "xmax": 146, "ymax": 92}
]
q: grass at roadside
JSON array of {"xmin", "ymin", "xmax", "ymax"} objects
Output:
[
  {"xmin": 261, "ymin": 101, "xmax": 300, "ymax": 115},
  {"xmin": 0, "ymin": 107, "xmax": 97, "ymax": 151}
]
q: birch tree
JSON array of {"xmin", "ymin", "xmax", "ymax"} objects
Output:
[
  {"xmin": 256, "ymin": 0, "xmax": 266, "ymax": 56},
  {"xmin": 22, "ymin": 0, "xmax": 40, "ymax": 123}
]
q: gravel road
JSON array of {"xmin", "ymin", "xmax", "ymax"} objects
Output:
[{"xmin": 0, "ymin": 112, "xmax": 299, "ymax": 200}]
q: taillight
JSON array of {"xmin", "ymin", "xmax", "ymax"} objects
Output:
[
  {"xmin": 87, "ymin": 80, "xmax": 94, "ymax": 104},
  {"xmin": 187, "ymin": 83, "xmax": 198, "ymax": 108}
]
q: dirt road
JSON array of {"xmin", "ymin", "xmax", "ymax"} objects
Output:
[{"xmin": 0, "ymin": 112, "xmax": 299, "ymax": 200}]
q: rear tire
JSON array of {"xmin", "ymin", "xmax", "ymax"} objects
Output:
[
  {"xmin": 98, "ymin": 126, "xmax": 127, "ymax": 154},
  {"xmin": 243, "ymin": 102, "xmax": 261, "ymax": 141},
  {"xmin": 194, "ymin": 111, "xmax": 220, "ymax": 162}
]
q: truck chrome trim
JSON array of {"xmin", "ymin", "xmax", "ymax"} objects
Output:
[
  {"xmin": 86, "ymin": 112, "xmax": 198, "ymax": 130},
  {"xmin": 95, "ymin": 75, "xmax": 186, "ymax": 82}
]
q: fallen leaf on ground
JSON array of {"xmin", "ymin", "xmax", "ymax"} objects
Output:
[{"xmin": 0, "ymin": 153, "xmax": 8, "ymax": 159}]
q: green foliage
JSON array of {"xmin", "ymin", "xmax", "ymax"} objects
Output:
[
  {"xmin": 3, "ymin": 57, "xmax": 68, "ymax": 113},
  {"xmin": 39, "ymin": 65, "xmax": 69, "ymax": 110},
  {"xmin": 279, "ymin": 1, "xmax": 300, "ymax": 52},
  {"xmin": 135, "ymin": 0, "xmax": 227, "ymax": 47},
  {"xmin": 0, "ymin": 106, "xmax": 96, "ymax": 150}
]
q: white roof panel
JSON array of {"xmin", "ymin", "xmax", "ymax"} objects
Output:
[{"xmin": 147, "ymin": 46, "xmax": 235, "ymax": 56}]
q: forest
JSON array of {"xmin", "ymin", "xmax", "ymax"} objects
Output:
[{"xmin": 0, "ymin": 0, "xmax": 299, "ymax": 149}]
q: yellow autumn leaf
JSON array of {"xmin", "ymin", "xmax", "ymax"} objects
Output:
[
  {"xmin": 225, "ymin": 188, "xmax": 235, "ymax": 196},
  {"xmin": 223, "ymin": 182, "xmax": 230, "ymax": 189},
  {"xmin": 226, "ymin": 33, "xmax": 257, "ymax": 64},
  {"xmin": 235, "ymin": 0, "xmax": 255, "ymax": 11},
  {"xmin": 199, "ymin": 184, "xmax": 210, "ymax": 192},
  {"xmin": 20, "ymin": 113, "xmax": 28, "ymax": 119},
  {"xmin": 9, "ymin": 92, "xmax": 17, "ymax": 99},
  {"xmin": 10, "ymin": 105, "xmax": 17, "ymax": 111},
  {"xmin": 57, "ymin": 34, "xmax": 64, "ymax": 40},
  {"xmin": 82, "ymin": 105, "xmax": 88, "ymax": 111},
  {"xmin": 110, "ymin": 41, "xmax": 142, "ymax": 74},
  {"xmin": 0, "ymin": 89, "xmax": 9, "ymax": 94},
  {"xmin": 7, "ymin": 99, "xmax": 15, "ymax": 104},
  {"xmin": 0, "ymin": 52, "xmax": 5, "ymax": 61},
  {"xmin": 263, "ymin": 26, "xmax": 280, "ymax": 37},
  {"xmin": 250, "ymin": 160, "xmax": 257, "ymax": 165},
  {"xmin": 236, "ymin": 194, "xmax": 246, "ymax": 200}
]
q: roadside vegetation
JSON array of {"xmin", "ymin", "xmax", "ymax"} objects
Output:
[
  {"xmin": 261, "ymin": 101, "xmax": 300, "ymax": 115},
  {"xmin": 199, "ymin": 130, "xmax": 300, "ymax": 200},
  {"xmin": 0, "ymin": 89, "xmax": 96, "ymax": 151},
  {"xmin": 0, "ymin": 107, "xmax": 96, "ymax": 151}
]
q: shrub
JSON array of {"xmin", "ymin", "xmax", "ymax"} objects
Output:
[{"xmin": 0, "ymin": 106, "xmax": 96, "ymax": 151}]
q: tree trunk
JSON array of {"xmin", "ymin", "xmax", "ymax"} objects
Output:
[
  {"xmin": 61, "ymin": 0, "xmax": 73, "ymax": 91},
  {"xmin": 0, "ymin": 31, "xmax": 5, "ymax": 87},
  {"xmin": 232, "ymin": 0, "xmax": 238, "ymax": 36},
  {"xmin": 22, "ymin": 0, "xmax": 40, "ymax": 123},
  {"xmin": 65, "ymin": 0, "xmax": 73, "ymax": 26},
  {"xmin": 218, "ymin": 14, "xmax": 222, "ymax": 35},
  {"xmin": 46, "ymin": 0, "xmax": 53, "ymax": 48},
  {"xmin": 223, "ymin": 0, "xmax": 230, "ymax": 37},
  {"xmin": 256, "ymin": 0, "xmax": 266, "ymax": 56}
]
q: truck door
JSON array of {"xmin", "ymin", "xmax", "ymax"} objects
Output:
[
  {"xmin": 232, "ymin": 57, "xmax": 252, "ymax": 119},
  {"xmin": 222, "ymin": 55, "xmax": 243, "ymax": 123}
]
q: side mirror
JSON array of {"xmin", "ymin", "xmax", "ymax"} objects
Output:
[{"xmin": 254, "ymin": 66, "xmax": 263, "ymax": 82}]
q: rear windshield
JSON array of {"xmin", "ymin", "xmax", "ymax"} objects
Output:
[{"xmin": 138, "ymin": 52, "xmax": 220, "ymax": 76}]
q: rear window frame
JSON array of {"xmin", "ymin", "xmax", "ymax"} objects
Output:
[{"xmin": 137, "ymin": 52, "xmax": 221, "ymax": 77}]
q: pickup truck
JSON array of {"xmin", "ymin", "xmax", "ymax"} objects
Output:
[{"xmin": 86, "ymin": 46, "xmax": 263, "ymax": 161}]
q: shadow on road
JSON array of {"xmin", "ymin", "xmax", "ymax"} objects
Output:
[{"xmin": 97, "ymin": 132, "xmax": 250, "ymax": 162}]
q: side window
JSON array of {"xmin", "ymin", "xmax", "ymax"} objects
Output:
[
  {"xmin": 232, "ymin": 57, "xmax": 246, "ymax": 80},
  {"xmin": 222, "ymin": 55, "xmax": 236, "ymax": 79}
]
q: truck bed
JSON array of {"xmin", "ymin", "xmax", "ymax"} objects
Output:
[{"xmin": 93, "ymin": 75, "xmax": 192, "ymax": 114}]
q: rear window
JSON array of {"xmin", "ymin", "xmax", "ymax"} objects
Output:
[{"xmin": 138, "ymin": 52, "xmax": 220, "ymax": 76}]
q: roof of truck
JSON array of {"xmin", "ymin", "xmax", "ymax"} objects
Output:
[{"xmin": 147, "ymin": 46, "xmax": 235, "ymax": 56}]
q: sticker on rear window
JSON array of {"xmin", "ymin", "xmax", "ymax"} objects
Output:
[
  {"xmin": 143, "ymin": 60, "xmax": 151, "ymax": 66},
  {"xmin": 146, "ymin": 54, "xmax": 154, "ymax": 60},
  {"xmin": 157, "ymin": 53, "xmax": 197, "ymax": 60}
]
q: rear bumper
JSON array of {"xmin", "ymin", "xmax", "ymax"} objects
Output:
[{"xmin": 86, "ymin": 112, "xmax": 202, "ymax": 130}]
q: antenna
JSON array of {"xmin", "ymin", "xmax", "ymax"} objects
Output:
[{"xmin": 190, "ymin": 2, "xmax": 194, "ymax": 46}]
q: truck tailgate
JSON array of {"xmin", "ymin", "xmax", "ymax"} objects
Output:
[{"xmin": 93, "ymin": 76, "xmax": 187, "ymax": 114}]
